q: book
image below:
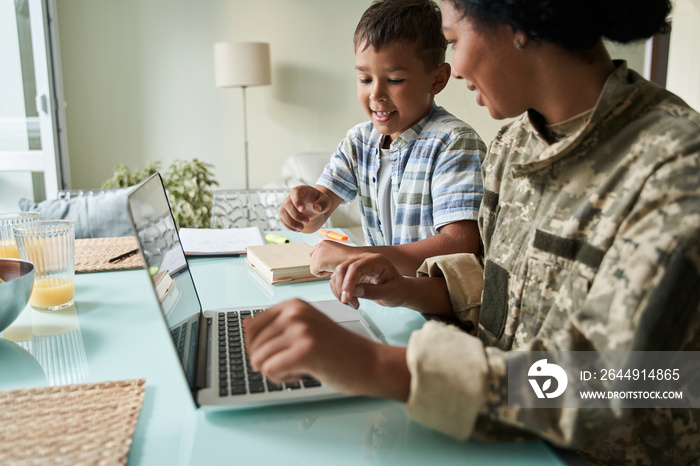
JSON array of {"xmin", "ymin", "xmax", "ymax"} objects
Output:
[
  {"xmin": 151, "ymin": 269, "xmax": 174, "ymax": 303},
  {"xmin": 178, "ymin": 227, "xmax": 265, "ymax": 256},
  {"xmin": 245, "ymin": 242, "xmax": 329, "ymax": 285}
]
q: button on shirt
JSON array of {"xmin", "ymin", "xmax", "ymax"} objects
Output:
[{"xmin": 376, "ymin": 146, "xmax": 395, "ymax": 244}]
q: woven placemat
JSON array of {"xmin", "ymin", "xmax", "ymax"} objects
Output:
[
  {"xmin": 0, "ymin": 378, "xmax": 146, "ymax": 465},
  {"xmin": 74, "ymin": 236, "xmax": 144, "ymax": 273}
]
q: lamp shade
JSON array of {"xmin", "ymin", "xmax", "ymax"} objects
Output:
[{"xmin": 214, "ymin": 42, "xmax": 271, "ymax": 88}]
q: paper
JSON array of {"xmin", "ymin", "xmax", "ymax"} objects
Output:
[
  {"xmin": 160, "ymin": 247, "xmax": 187, "ymax": 274},
  {"xmin": 179, "ymin": 227, "xmax": 265, "ymax": 256}
]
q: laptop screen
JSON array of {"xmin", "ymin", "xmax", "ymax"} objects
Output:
[{"xmin": 126, "ymin": 173, "xmax": 203, "ymax": 390}]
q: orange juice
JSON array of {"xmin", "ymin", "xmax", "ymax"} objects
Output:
[
  {"xmin": 30, "ymin": 277, "xmax": 75, "ymax": 310},
  {"xmin": 0, "ymin": 241, "xmax": 19, "ymax": 259}
]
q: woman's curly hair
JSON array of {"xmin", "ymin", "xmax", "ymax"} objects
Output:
[{"xmin": 446, "ymin": 0, "xmax": 671, "ymax": 51}]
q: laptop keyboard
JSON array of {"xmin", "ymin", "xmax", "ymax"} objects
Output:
[
  {"xmin": 171, "ymin": 322, "xmax": 189, "ymax": 362},
  {"xmin": 216, "ymin": 309, "xmax": 322, "ymax": 397}
]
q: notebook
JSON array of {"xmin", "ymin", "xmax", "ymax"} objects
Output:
[
  {"xmin": 126, "ymin": 173, "xmax": 381, "ymax": 410},
  {"xmin": 179, "ymin": 227, "xmax": 265, "ymax": 256}
]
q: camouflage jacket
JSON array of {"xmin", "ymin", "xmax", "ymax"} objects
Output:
[{"xmin": 405, "ymin": 62, "xmax": 700, "ymax": 465}]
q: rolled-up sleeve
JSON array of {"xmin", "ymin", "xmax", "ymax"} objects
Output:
[
  {"xmin": 405, "ymin": 321, "xmax": 488, "ymax": 440},
  {"xmin": 417, "ymin": 253, "xmax": 483, "ymax": 330}
]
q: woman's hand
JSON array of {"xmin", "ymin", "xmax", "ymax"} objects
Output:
[
  {"xmin": 310, "ymin": 240, "xmax": 359, "ymax": 276},
  {"xmin": 330, "ymin": 253, "xmax": 454, "ymax": 316},
  {"xmin": 244, "ymin": 298, "xmax": 409, "ymax": 401},
  {"xmin": 329, "ymin": 253, "xmax": 410, "ymax": 309}
]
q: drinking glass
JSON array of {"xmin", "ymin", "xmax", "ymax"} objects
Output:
[
  {"xmin": 0, "ymin": 212, "xmax": 41, "ymax": 259},
  {"xmin": 13, "ymin": 220, "xmax": 75, "ymax": 311}
]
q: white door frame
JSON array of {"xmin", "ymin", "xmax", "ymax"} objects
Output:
[{"xmin": 0, "ymin": 0, "xmax": 69, "ymax": 199}]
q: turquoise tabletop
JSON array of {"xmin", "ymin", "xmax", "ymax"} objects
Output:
[{"xmin": 0, "ymin": 231, "xmax": 565, "ymax": 466}]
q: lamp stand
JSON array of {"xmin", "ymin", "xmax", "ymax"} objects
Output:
[{"xmin": 241, "ymin": 85, "xmax": 250, "ymax": 190}]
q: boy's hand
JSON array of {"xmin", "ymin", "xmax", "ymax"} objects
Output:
[
  {"xmin": 329, "ymin": 253, "xmax": 409, "ymax": 309},
  {"xmin": 309, "ymin": 240, "xmax": 359, "ymax": 276},
  {"xmin": 279, "ymin": 186, "xmax": 332, "ymax": 233}
]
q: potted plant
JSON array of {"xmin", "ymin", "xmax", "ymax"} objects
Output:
[{"xmin": 102, "ymin": 159, "xmax": 219, "ymax": 228}]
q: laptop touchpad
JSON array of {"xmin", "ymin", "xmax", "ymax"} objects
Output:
[{"xmin": 338, "ymin": 320, "xmax": 373, "ymax": 338}]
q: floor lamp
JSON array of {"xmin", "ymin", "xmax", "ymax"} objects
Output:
[{"xmin": 214, "ymin": 42, "xmax": 271, "ymax": 190}]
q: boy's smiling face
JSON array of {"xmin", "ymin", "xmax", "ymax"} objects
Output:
[{"xmin": 355, "ymin": 41, "xmax": 448, "ymax": 146}]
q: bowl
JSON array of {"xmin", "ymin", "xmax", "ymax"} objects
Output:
[
  {"xmin": 0, "ymin": 258, "xmax": 35, "ymax": 333},
  {"xmin": 0, "ymin": 339, "xmax": 46, "ymax": 388}
]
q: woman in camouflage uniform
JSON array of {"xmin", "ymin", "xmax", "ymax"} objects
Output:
[{"xmin": 245, "ymin": 0, "xmax": 700, "ymax": 463}]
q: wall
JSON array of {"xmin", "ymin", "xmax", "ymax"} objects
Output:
[
  {"xmin": 57, "ymin": 0, "xmax": 368, "ymax": 190},
  {"xmin": 667, "ymin": 0, "xmax": 700, "ymax": 110},
  {"xmin": 56, "ymin": 0, "xmax": 649, "ymax": 191}
]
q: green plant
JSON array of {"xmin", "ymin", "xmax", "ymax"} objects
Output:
[
  {"xmin": 102, "ymin": 158, "xmax": 219, "ymax": 228},
  {"xmin": 163, "ymin": 159, "xmax": 219, "ymax": 229},
  {"xmin": 101, "ymin": 160, "xmax": 163, "ymax": 189}
]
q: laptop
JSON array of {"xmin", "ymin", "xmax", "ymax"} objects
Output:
[{"xmin": 126, "ymin": 173, "xmax": 381, "ymax": 410}]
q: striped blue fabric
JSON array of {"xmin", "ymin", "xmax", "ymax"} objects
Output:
[{"xmin": 317, "ymin": 104, "xmax": 486, "ymax": 246}]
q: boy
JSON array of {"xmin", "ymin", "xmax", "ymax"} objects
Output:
[{"xmin": 279, "ymin": 0, "xmax": 486, "ymax": 276}]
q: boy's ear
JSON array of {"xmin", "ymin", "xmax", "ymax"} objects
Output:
[{"xmin": 431, "ymin": 63, "xmax": 451, "ymax": 95}]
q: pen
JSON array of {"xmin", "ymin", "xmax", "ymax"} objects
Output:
[
  {"xmin": 319, "ymin": 229, "xmax": 348, "ymax": 242},
  {"xmin": 108, "ymin": 248, "xmax": 139, "ymax": 263}
]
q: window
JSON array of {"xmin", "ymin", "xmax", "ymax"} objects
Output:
[{"xmin": 0, "ymin": 0, "xmax": 68, "ymax": 207}]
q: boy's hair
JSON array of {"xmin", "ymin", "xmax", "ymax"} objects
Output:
[{"xmin": 354, "ymin": 0, "xmax": 447, "ymax": 71}]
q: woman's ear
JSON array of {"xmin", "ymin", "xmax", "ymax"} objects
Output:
[
  {"xmin": 431, "ymin": 62, "xmax": 451, "ymax": 95},
  {"xmin": 512, "ymin": 30, "xmax": 528, "ymax": 50}
]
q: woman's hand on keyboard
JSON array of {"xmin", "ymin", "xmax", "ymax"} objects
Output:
[{"xmin": 244, "ymin": 298, "xmax": 410, "ymax": 402}]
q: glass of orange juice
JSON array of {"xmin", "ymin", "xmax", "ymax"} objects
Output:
[
  {"xmin": 13, "ymin": 220, "xmax": 75, "ymax": 311},
  {"xmin": 0, "ymin": 212, "xmax": 41, "ymax": 259}
]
